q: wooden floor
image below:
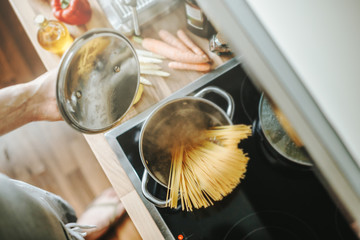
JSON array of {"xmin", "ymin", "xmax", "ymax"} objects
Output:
[
  {"xmin": 0, "ymin": 2, "xmax": 141, "ymax": 239},
  {"xmin": 0, "ymin": 0, "xmax": 112, "ymax": 215},
  {"xmin": 0, "ymin": 1, "xmax": 144, "ymax": 238}
]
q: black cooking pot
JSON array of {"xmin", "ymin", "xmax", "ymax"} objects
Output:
[
  {"xmin": 256, "ymin": 93, "xmax": 313, "ymax": 169},
  {"xmin": 139, "ymin": 86, "xmax": 234, "ymax": 207}
]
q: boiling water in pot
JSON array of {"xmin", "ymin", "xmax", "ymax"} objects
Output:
[{"xmin": 142, "ymin": 98, "xmax": 230, "ymax": 185}]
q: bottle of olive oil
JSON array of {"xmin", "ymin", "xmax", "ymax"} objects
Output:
[{"xmin": 34, "ymin": 15, "xmax": 73, "ymax": 55}]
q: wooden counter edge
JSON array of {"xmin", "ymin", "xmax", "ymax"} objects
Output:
[
  {"xmin": 84, "ymin": 134, "xmax": 164, "ymax": 239},
  {"xmin": 8, "ymin": 0, "xmax": 164, "ymax": 239}
]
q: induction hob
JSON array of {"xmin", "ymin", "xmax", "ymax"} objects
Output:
[{"xmin": 105, "ymin": 59, "xmax": 357, "ymax": 240}]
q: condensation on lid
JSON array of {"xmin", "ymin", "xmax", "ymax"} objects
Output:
[{"xmin": 56, "ymin": 29, "xmax": 140, "ymax": 133}]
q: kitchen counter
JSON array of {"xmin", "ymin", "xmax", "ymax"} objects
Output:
[{"xmin": 8, "ymin": 0, "xmax": 231, "ymax": 239}]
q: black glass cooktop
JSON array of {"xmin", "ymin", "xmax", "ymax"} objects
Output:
[{"xmin": 114, "ymin": 63, "xmax": 357, "ymax": 240}]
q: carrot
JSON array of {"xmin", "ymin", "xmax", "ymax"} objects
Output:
[
  {"xmin": 139, "ymin": 37, "xmax": 209, "ymax": 64},
  {"xmin": 168, "ymin": 61, "xmax": 211, "ymax": 72},
  {"xmin": 158, "ymin": 29, "xmax": 190, "ymax": 52},
  {"xmin": 176, "ymin": 29, "xmax": 209, "ymax": 61}
]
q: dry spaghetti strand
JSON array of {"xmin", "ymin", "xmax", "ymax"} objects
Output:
[{"xmin": 166, "ymin": 124, "xmax": 252, "ymax": 211}]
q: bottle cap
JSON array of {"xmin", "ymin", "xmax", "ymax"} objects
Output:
[{"xmin": 34, "ymin": 15, "xmax": 46, "ymax": 26}]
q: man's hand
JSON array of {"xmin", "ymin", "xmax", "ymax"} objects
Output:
[
  {"xmin": 29, "ymin": 68, "xmax": 63, "ymax": 122},
  {"xmin": 0, "ymin": 68, "xmax": 63, "ymax": 136}
]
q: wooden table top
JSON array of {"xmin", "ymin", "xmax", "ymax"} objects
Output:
[{"xmin": 9, "ymin": 0, "xmax": 231, "ymax": 239}]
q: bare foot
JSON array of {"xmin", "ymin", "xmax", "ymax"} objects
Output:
[{"xmin": 77, "ymin": 188, "xmax": 125, "ymax": 240}]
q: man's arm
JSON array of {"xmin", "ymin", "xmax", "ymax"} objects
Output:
[{"xmin": 0, "ymin": 68, "xmax": 62, "ymax": 136}]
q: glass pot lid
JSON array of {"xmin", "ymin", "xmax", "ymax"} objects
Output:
[
  {"xmin": 259, "ymin": 94, "xmax": 312, "ymax": 166},
  {"xmin": 56, "ymin": 28, "xmax": 140, "ymax": 133}
]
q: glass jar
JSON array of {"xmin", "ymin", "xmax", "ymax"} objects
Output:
[
  {"xmin": 35, "ymin": 15, "xmax": 73, "ymax": 55},
  {"xmin": 184, "ymin": 0, "xmax": 215, "ymax": 38}
]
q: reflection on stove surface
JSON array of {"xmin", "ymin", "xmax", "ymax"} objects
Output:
[
  {"xmin": 115, "ymin": 63, "xmax": 358, "ymax": 240},
  {"xmin": 224, "ymin": 211, "xmax": 317, "ymax": 240}
]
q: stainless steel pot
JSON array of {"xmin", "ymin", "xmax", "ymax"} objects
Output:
[
  {"xmin": 139, "ymin": 86, "xmax": 234, "ymax": 207},
  {"xmin": 56, "ymin": 28, "xmax": 140, "ymax": 133}
]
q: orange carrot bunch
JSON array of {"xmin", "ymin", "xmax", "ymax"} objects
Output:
[{"xmin": 134, "ymin": 29, "xmax": 212, "ymax": 72}]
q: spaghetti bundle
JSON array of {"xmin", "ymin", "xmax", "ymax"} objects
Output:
[{"xmin": 166, "ymin": 124, "xmax": 252, "ymax": 211}]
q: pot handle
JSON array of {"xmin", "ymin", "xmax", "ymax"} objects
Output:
[
  {"xmin": 141, "ymin": 170, "xmax": 170, "ymax": 208},
  {"xmin": 194, "ymin": 86, "xmax": 235, "ymax": 120}
]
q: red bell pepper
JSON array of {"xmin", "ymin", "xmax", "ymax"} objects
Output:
[{"xmin": 51, "ymin": 0, "xmax": 92, "ymax": 25}]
